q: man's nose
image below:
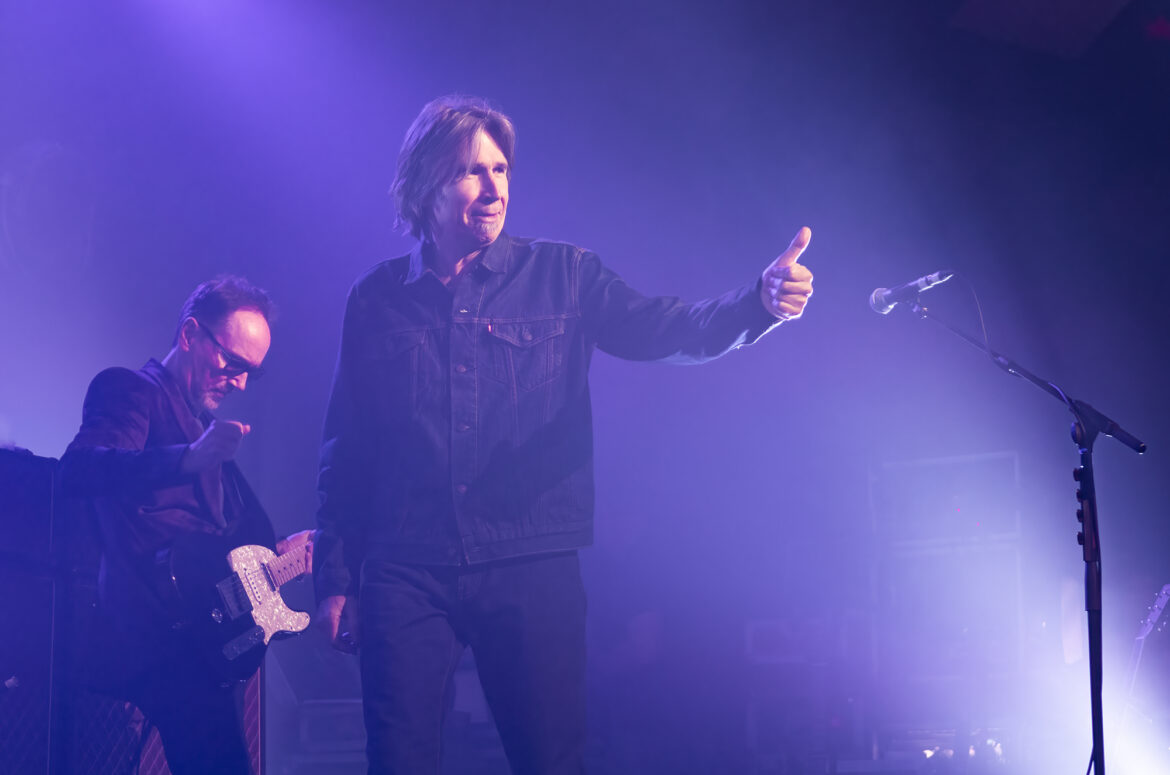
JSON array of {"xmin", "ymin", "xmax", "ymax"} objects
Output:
[
  {"xmin": 229, "ymin": 372, "xmax": 248, "ymax": 391},
  {"xmin": 480, "ymin": 173, "xmax": 500, "ymax": 198}
]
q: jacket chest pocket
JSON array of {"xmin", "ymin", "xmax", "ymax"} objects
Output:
[
  {"xmin": 363, "ymin": 330, "xmax": 426, "ymax": 411},
  {"xmin": 484, "ymin": 319, "xmax": 566, "ymax": 392}
]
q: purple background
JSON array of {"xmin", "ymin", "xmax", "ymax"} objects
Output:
[{"xmin": 3, "ymin": 1, "xmax": 1168, "ymax": 771}]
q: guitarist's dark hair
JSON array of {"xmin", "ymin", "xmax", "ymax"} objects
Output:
[{"xmin": 173, "ymin": 275, "xmax": 276, "ymax": 344}]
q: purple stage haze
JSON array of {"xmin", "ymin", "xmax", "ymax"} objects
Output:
[{"xmin": 2, "ymin": 1, "xmax": 1168, "ymax": 772}]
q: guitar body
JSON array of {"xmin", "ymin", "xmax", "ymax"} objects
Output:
[{"xmin": 157, "ymin": 529, "xmax": 312, "ymax": 685}]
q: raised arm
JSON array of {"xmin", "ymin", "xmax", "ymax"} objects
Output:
[
  {"xmin": 59, "ymin": 368, "xmax": 188, "ymax": 495},
  {"xmin": 580, "ymin": 227, "xmax": 814, "ymax": 363}
]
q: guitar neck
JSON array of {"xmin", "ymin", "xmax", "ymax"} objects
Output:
[{"xmin": 266, "ymin": 545, "xmax": 311, "ymax": 588}]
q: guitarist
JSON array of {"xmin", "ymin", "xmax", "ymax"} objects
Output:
[{"xmin": 60, "ymin": 275, "xmax": 281, "ymax": 775}]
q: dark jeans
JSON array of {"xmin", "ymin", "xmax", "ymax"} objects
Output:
[{"xmin": 359, "ymin": 551, "xmax": 588, "ymax": 775}]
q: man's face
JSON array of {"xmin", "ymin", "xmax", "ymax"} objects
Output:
[
  {"xmin": 430, "ymin": 129, "xmax": 509, "ymax": 253},
  {"xmin": 189, "ymin": 308, "xmax": 271, "ymax": 411}
]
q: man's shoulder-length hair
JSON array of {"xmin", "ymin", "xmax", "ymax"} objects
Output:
[{"xmin": 391, "ymin": 95, "xmax": 516, "ymax": 243}]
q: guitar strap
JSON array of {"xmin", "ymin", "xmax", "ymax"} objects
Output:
[
  {"xmin": 198, "ymin": 409, "xmax": 276, "ymax": 548},
  {"xmin": 221, "ymin": 459, "xmax": 277, "ymax": 550},
  {"xmin": 194, "ymin": 411, "xmax": 227, "ymax": 528}
]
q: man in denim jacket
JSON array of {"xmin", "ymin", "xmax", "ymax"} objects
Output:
[{"xmin": 314, "ymin": 95, "xmax": 814, "ymax": 774}]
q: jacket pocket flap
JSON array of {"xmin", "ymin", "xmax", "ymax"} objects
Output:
[{"xmin": 488, "ymin": 319, "xmax": 565, "ymax": 348}]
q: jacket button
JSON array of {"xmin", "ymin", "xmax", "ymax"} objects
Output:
[
  {"xmin": 457, "ymin": 423, "xmax": 471, "ymax": 432},
  {"xmin": 455, "ymin": 364, "xmax": 468, "ymax": 374},
  {"xmin": 456, "ymin": 484, "xmax": 468, "ymax": 495},
  {"xmin": 521, "ymin": 329, "xmax": 533, "ymax": 341},
  {"xmin": 458, "ymin": 307, "xmax": 470, "ymax": 314}
]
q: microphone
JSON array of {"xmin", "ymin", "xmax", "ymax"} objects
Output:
[{"xmin": 869, "ymin": 270, "xmax": 954, "ymax": 315}]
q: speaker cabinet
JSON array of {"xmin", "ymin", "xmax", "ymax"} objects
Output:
[
  {"xmin": 0, "ymin": 564, "xmax": 53, "ymax": 774},
  {"xmin": 869, "ymin": 452, "xmax": 1023, "ymax": 733}
]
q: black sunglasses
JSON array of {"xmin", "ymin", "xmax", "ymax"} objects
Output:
[{"xmin": 193, "ymin": 319, "xmax": 266, "ymax": 381}]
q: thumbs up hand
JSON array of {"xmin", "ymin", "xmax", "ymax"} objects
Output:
[{"xmin": 760, "ymin": 226, "xmax": 814, "ymax": 321}]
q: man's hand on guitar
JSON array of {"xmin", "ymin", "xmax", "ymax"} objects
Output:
[
  {"xmin": 276, "ymin": 529, "xmax": 318, "ymax": 572},
  {"xmin": 317, "ymin": 594, "xmax": 359, "ymax": 654},
  {"xmin": 180, "ymin": 419, "xmax": 251, "ymax": 474}
]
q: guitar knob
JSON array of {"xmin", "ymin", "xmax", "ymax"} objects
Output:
[{"xmin": 210, "ymin": 608, "xmax": 225, "ymax": 624}]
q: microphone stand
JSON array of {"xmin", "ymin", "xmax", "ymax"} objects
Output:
[{"xmin": 902, "ymin": 297, "xmax": 1146, "ymax": 775}]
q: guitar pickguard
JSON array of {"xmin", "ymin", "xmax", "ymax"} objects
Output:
[{"xmin": 225, "ymin": 545, "xmax": 311, "ymax": 656}]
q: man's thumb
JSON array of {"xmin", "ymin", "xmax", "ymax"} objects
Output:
[{"xmin": 776, "ymin": 226, "xmax": 812, "ymax": 268}]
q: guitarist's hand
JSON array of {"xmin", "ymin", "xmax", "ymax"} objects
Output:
[
  {"xmin": 276, "ymin": 529, "xmax": 318, "ymax": 573},
  {"xmin": 317, "ymin": 594, "xmax": 359, "ymax": 654},
  {"xmin": 180, "ymin": 419, "xmax": 251, "ymax": 474}
]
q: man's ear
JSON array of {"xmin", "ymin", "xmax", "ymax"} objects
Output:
[{"xmin": 177, "ymin": 317, "xmax": 199, "ymax": 352}]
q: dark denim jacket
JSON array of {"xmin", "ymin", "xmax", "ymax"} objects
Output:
[{"xmin": 314, "ymin": 233, "xmax": 780, "ymax": 597}]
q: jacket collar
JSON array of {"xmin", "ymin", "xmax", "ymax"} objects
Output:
[
  {"xmin": 142, "ymin": 357, "xmax": 227, "ymax": 528},
  {"xmin": 141, "ymin": 358, "xmax": 204, "ymax": 440},
  {"xmin": 405, "ymin": 233, "xmax": 512, "ymax": 285}
]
